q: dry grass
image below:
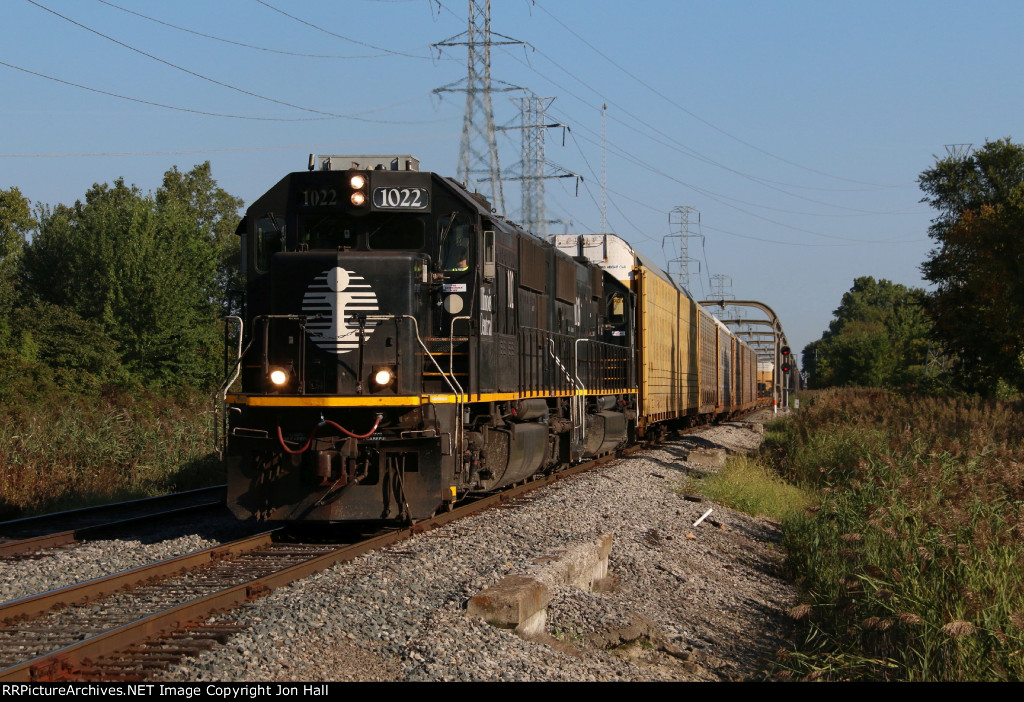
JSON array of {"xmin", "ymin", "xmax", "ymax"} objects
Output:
[
  {"xmin": 0, "ymin": 363, "xmax": 221, "ymax": 519},
  {"xmin": 769, "ymin": 388, "xmax": 1024, "ymax": 681}
]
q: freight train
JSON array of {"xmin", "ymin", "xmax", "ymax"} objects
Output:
[{"xmin": 221, "ymin": 155, "xmax": 757, "ymax": 523}]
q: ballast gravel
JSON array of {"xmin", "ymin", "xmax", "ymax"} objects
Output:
[
  {"xmin": 0, "ymin": 518, "xmax": 261, "ymax": 604},
  {"xmin": 2, "ymin": 411, "xmax": 798, "ymax": 681},
  {"xmin": 164, "ymin": 412, "xmax": 797, "ymax": 682}
]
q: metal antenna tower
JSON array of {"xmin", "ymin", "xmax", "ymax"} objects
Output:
[
  {"xmin": 601, "ymin": 103, "xmax": 607, "ymax": 234},
  {"xmin": 433, "ymin": 0, "xmax": 524, "ymax": 215},
  {"xmin": 501, "ymin": 95, "xmax": 580, "ymax": 236},
  {"xmin": 662, "ymin": 206, "xmax": 703, "ymax": 292}
]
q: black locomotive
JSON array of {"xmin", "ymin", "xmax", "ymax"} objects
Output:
[{"xmin": 223, "ymin": 155, "xmax": 640, "ymax": 522}]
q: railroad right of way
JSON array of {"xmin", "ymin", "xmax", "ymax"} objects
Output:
[{"xmin": 161, "ymin": 413, "xmax": 797, "ymax": 682}]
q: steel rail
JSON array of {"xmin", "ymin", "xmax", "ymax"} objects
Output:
[
  {"xmin": 0, "ymin": 531, "xmax": 279, "ymax": 624},
  {"xmin": 0, "ymin": 446, "xmax": 645, "ymax": 682},
  {"xmin": 0, "ymin": 486, "xmax": 226, "ymax": 533},
  {"xmin": 0, "ymin": 500, "xmax": 227, "ymax": 558}
]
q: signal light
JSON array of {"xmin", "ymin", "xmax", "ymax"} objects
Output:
[
  {"xmin": 781, "ymin": 345, "xmax": 791, "ymax": 358},
  {"xmin": 781, "ymin": 362, "xmax": 791, "ymax": 373}
]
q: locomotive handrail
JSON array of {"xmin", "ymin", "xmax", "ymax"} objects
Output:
[
  {"xmin": 214, "ymin": 316, "xmax": 246, "ymax": 458},
  {"xmin": 217, "ymin": 316, "xmax": 245, "ymax": 403},
  {"xmin": 447, "ymin": 315, "xmax": 472, "ymax": 482},
  {"xmin": 364, "ymin": 314, "xmax": 466, "ymax": 480},
  {"xmin": 550, "ymin": 337, "xmax": 586, "ymax": 454}
]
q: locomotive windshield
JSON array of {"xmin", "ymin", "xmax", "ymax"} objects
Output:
[{"xmin": 299, "ymin": 212, "xmax": 427, "ymax": 251}]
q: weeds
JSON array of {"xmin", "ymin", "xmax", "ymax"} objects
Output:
[
  {"xmin": 686, "ymin": 454, "xmax": 813, "ymax": 523},
  {"xmin": 0, "ymin": 378, "xmax": 221, "ymax": 519},
  {"xmin": 770, "ymin": 388, "xmax": 1024, "ymax": 681}
]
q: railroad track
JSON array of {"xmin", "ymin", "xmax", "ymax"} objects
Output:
[
  {"xmin": 0, "ymin": 450, "xmax": 636, "ymax": 682},
  {"xmin": 0, "ymin": 486, "xmax": 227, "ymax": 558}
]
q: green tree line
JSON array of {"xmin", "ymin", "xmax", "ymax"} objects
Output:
[
  {"xmin": 0, "ymin": 162, "xmax": 242, "ymax": 394},
  {"xmin": 804, "ymin": 138, "xmax": 1024, "ymax": 395}
]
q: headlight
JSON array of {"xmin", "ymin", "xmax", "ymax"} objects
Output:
[
  {"xmin": 349, "ymin": 174, "xmax": 366, "ymax": 189},
  {"xmin": 351, "ymin": 191, "xmax": 366, "ymax": 206},
  {"xmin": 269, "ymin": 368, "xmax": 288, "ymax": 386},
  {"xmin": 373, "ymin": 368, "xmax": 393, "ymax": 386}
]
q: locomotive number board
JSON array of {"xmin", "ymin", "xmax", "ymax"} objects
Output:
[{"xmin": 372, "ymin": 187, "xmax": 430, "ymax": 211}]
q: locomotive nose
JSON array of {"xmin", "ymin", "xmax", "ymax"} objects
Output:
[{"xmin": 265, "ymin": 251, "xmax": 427, "ymax": 396}]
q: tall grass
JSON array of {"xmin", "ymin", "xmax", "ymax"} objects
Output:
[
  {"xmin": 0, "ymin": 354, "xmax": 221, "ymax": 519},
  {"xmin": 687, "ymin": 454, "xmax": 813, "ymax": 523},
  {"xmin": 772, "ymin": 388, "xmax": 1024, "ymax": 681}
]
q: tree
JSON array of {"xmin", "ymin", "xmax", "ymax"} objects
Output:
[
  {"xmin": 21, "ymin": 167, "xmax": 236, "ymax": 388},
  {"xmin": 803, "ymin": 276, "xmax": 930, "ymax": 388},
  {"xmin": 0, "ymin": 187, "xmax": 35, "ymax": 347},
  {"xmin": 918, "ymin": 138, "xmax": 1024, "ymax": 393},
  {"xmin": 156, "ymin": 162, "xmax": 243, "ymax": 315}
]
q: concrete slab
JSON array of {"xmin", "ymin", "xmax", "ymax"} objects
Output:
[
  {"xmin": 684, "ymin": 448, "xmax": 727, "ymax": 468},
  {"xmin": 467, "ymin": 534, "xmax": 613, "ymax": 634}
]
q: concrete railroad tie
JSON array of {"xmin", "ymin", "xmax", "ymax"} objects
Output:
[{"xmin": 466, "ymin": 534, "xmax": 613, "ymax": 637}]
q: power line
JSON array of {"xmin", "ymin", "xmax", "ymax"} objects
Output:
[
  {"xmin": 499, "ymin": 42, "xmax": 917, "ymax": 225},
  {"xmin": 531, "ymin": 0, "xmax": 902, "ymax": 189},
  {"xmin": 251, "ymin": 0, "xmax": 438, "ymax": 59},
  {"xmin": 0, "ymin": 59, "xmax": 322, "ymax": 121},
  {"xmin": 95, "ymin": 0, "xmax": 444, "ymax": 60},
  {"xmin": 19, "ymin": 2, "xmax": 446, "ymax": 124},
  {"xmin": 568, "ymin": 128, "xmax": 922, "ymax": 245},
  {"xmin": 0, "ymin": 139, "xmax": 454, "ymax": 158},
  {"xmin": 27, "ymin": 0, "xmax": 343, "ymax": 117},
  {"xmin": 0, "ymin": 58, "xmax": 448, "ymax": 124},
  {"xmin": 556, "ymin": 107, "xmax": 919, "ymax": 218}
]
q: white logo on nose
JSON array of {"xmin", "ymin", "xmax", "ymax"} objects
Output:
[{"xmin": 301, "ymin": 267, "xmax": 380, "ymax": 354}]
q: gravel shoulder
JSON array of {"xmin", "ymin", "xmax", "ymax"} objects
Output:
[{"xmin": 157, "ymin": 409, "xmax": 797, "ymax": 682}]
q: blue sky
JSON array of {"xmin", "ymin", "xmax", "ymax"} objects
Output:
[{"xmin": 2, "ymin": 0, "xmax": 1021, "ymax": 357}]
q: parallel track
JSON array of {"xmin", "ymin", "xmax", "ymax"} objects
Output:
[
  {"xmin": 0, "ymin": 486, "xmax": 227, "ymax": 558},
  {"xmin": 0, "ymin": 449, "xmax": 636, "ymax": 682}
]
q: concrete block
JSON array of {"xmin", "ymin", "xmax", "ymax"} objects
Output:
[
  {"xmin": 467, "ymin": 534, "xmax": 613, "ymax": 633},
  {"xmin": 685, "ymin": 448, "xmax": 727, "ymax": 468},
  {"xmin": 467, "ymin": 575, "xmax": 550, "ymax": 629}
]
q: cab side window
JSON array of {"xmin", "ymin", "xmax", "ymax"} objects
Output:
[
  {"xmin": 440, "ymin": 216, "xmax": 472, "ymax": 271},
  {"xmin": 256, "ymin": 217, "xmax": 286, "ymax": 272}
]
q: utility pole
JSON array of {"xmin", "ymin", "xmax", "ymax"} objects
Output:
[{"xmin": 433, "ymin": 0, "xmax": 523, "ymax": 215}]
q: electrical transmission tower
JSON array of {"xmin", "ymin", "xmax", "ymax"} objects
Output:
[
  {"xmin": 710, "ymin": 274, "xmax": 734, "ymax": 301},
  {"xmin": 944, "ymin": 144, "xmax": 974, "ymax": 159},
  {"xmin": 662, "ymin": 206, "xmax": 703, "ymax": 292},
  {"xmin": 501, "ymin": 95, "xmax": 580, "ymax": 236},
  {"xmin": 433, "ymin": 0, "xmax": 523, "ymax": 215},
  {"xmin": 709, "ymin": 274, "xmax": 744, "ymax": 322}
]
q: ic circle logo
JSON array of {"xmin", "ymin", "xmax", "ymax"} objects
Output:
[{"xmin": 301, "ymin": 267, "xmax": 380, "ymax": 354}]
